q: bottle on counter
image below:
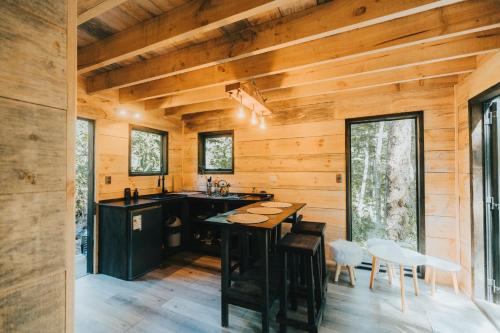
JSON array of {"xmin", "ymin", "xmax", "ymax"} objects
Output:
[{"xmin": 133, "ymin": 188, "xmax": 139, "ymax": 201}]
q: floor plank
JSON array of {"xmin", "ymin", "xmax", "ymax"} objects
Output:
[{"xmin": 75, "ymin": 252, "xmax": 497, "ymax": 333}]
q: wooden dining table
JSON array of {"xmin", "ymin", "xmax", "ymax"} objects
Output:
[{"xmin": 204, "ymin": 201, "xmax": 305, "ymax": 333}]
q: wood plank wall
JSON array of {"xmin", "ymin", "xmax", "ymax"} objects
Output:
[
  {"xmin": 454, "ymin": 51, "xmax": 500, "ymax": 296},
  {"xmin": 181, "ymin": 77, "xmax": 459, "ymax": 284},
  {"xmin": 77, "ymin": 77, "xmax": 183, "ymax": 201},
  {"xmin": 0, "ymin": 1, "xmax": 70, "ymax": 331}
]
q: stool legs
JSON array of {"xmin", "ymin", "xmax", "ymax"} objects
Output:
[
  {"xmin": 412, "ymin": 265, "xmax": 419, "ymax": 296},
  {"xmin": 334, "ymin": 264, "xmax": 342, "ymax": 282},
  {"xmin": 279, "ymin": 251, "xmax": 288, "ymax": 333},
  {"xmin": 348, "ymin": 266, "xmax": 355, "ymax": 286},
  {"xmin": 306, "ymin": 257, "xmax": 316, "ymax": 333},
  {"xmin": 387, "ymin": 264, "xmax": 394, "ymax": 285},
  {"xmin": 452, "ymin": 272, "xmax": 459, "ymax": 294},
  {"xmin": 400, "ymin": 265, "xmax": 406, "ymax": 312},
  {"xmin": 431, "ymin": 268, "xmax": 436, "ymax": 296},
  {"xmin": 369, "ymin": 256, "xmax": 378, "ymax": 289}
]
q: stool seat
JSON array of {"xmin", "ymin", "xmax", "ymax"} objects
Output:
[
  {"xmin": 425, "ymin": 256, "xmax": 461, "ymax": 272},
  {"xmin": 330, "ymin": 240, "xmax": 363, "ymax": 266},
  {"xmin": 292, "ymin": 221, "xmax": 326, "ymax": 236},
  {"xmin": 279, "ymin": 233, "xmax": 320, "ymax": 255}
]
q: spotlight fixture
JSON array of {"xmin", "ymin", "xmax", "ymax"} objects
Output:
[
  {"xmin": 259, "ymin": 114, "xmax": 266, "ymax": 129},
  {"xmin": 237, "ymin": 94, "xmax": 245, "ymax": 119},
  {"xmin": 251, "ymin": 106, "xmax": 258, "ymax": 125}
]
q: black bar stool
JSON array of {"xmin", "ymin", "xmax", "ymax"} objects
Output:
[
  {"xmin": 292, "ymin": 221, "xmax": 328, "ymax": 291},
  {"xmin": 278, "ymin": 233, "xmax": 324, "ymax": 333}
]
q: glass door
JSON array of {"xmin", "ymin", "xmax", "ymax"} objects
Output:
[
  {"xmin": 484, "ymin": 98, "xmax": 500, "ymax": 302},
  {"xmin": 75, "ymin": 118, "xmax": 95, "ymax": 279},
  {"xmin": 347, "ymin": 113, "xmax": 424, "ymax": 254}
]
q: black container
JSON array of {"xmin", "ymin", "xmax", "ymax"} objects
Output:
[
  {"xmin": 124, "ymin": 188, "xmax": 131, "ymax": 202},
  {"xmin": 133, "ymin": 188, "xmax": 139, "ymax": 201}
]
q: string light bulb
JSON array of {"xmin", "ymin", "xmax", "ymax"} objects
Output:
[
  {"xmin": 259, "ymin": 114, "xmax": 266, "ymax": 129},
  {"xmin": 250, "ymin": 105, "xmax": 257, "ymax": 125},
  {"xmin": 237, "ymin": 92, "xmax": 245, "ymax": 119}
]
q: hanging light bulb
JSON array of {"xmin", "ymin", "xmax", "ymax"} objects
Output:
[
  {"xmin": 133, "ymin": 112, "xmax": 141, "ymax": 119},
  {"xmin": 118, "ymin": 108, "xmax": 128, "ymax": 116},
  {"xmin": 250, "ymin": 105, "xmax": 257, "ymax": 125},
  {"xmin": 259, "ymin": 113, "xmax": 266, "ymax": 129},
  {"xmin": 237, "ymin": 93, "xmax": 245, "ymax": 119}
]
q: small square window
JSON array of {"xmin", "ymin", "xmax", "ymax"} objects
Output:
[
  {"xmin": 198, "ymin": 131, "xmax": 234, "ymax": 174},
  {"xmin": 129, "ymin": 126, "xmax": 168, "ymax": 176}
]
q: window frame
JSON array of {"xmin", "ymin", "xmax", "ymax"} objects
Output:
[
  {"xmin": 128, "ymin": 125, "xmax": 168, "ymax": 176},
  {"xmin": 198, "ymin": 130, "xmax": 234, "ymax": 174}
]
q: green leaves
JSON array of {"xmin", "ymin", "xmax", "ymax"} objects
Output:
[{"xmin": 130, "ymin": 129, "xmax": 163, "ymax": 173}]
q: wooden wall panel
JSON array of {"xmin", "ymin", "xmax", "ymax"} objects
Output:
[
  {"xmin": 77, "ymin": 78, "xmax": 183, "ymax": 200},
  {"xmin": 181, "ymin": 78, "xmax": 458, "ymax": 284},
  {"xmin": 0, "ymin": 272, "xmax": 66, "ymax": 332},
  {"xmin": 454, "ymin": 51, "xmax": 500, "ymax": 296},
  {"xmin": 0, "ymin": 1, "xmax": 70, "ymax": 331}
]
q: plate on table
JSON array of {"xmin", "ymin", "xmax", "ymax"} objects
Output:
[
  {"xmin": 247, "ymin": 207, "xmax": 282, "ymax": 215},
  {"xmin": 261, "ymin": 201, "xmax": 292, "ymax": 208},
  {"xmin": 227, "ymin": 213, "xmax": 269, "ymax": 224}
]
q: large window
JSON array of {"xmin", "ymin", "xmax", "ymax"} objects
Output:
[
  {"xmin": 129, "ymin": 126, "xmax": 168, "ymax": 176},
  {"xmin": 198, "ymin": 130, "xmax": 234, "ymax": 174},
  {"xmin": 347, "ymin": 112, "xmax": 424, "ymax": 253}
]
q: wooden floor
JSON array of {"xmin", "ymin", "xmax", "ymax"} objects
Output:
[{"xmin": 75, "ymin": 252, "xmax": 497, "ymax": 333}]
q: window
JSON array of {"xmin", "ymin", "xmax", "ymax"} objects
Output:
[
  {"xmin": 129, "ymin": 126, "xmax": 168, "ymax": 176},
  {"xmin": 198, "ymin": 130, "xmax": 234, "ymax": 174}
]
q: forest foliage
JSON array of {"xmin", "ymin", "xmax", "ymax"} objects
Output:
[
  {"xmin": 350, "ymin": 119, "xmax": 418, "ymax": 250},
  {"xmin": 205, "ymin": 136, "xmax": 232, "ymax": 170}
]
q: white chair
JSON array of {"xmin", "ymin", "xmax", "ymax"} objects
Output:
[
  {"xmin": 424, "ymin": 255, "xmax": 461, "ymax": 294},
  {"xmin": 329, "ymin": 240, "xmax": 363, "ymax": 286},
  {"xmin": 367, "ymin": 238, "xmax": 399, "ymax": 285}
]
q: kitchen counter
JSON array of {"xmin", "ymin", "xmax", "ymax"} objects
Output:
[{"xmin": 98, "ymin": 192, "xmax": 273, "ymax": 208}]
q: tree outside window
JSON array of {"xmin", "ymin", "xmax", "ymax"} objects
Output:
[
  {"xmin": 129, "ymin": 126, "xmax": 168, "ymax": 176},
  {"xmin": 199, "ymin": 131, "xmax": 234, "ymax": 174}
]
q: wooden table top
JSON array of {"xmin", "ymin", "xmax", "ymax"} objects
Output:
[
  {"xmin": 232, "ymin": 201, "xmax": 306, "ymax": 230},
  {"xmin": 203, "ymin": 201, "xmax": 305, "ymax": 230}
]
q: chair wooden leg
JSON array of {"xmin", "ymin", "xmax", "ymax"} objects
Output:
[
  {"xmin": 334, "ymin": 264, "xmax": 342, "ymax": 282},
  {"xmin": 431, "ymin": 268, "xmax": 436, "ymax": 296},
  {"xmin": 348, "ymin": 266, "xmax": 355, "ymax": 287},
  {"xmin": 387, "ymin": 264, "xmax": 393, "ymax": 285},
  {"xmin": 400, "ymin": 265, "xmax": 406, "ymax": 312},
  {"xmin": 412, "ymin": 265, "xmax": 419, "ymax": 296},
  {"xmin": 452, "ymin": 272, "xmax": 459, "ymax": 294},
  {"xmin": 369, "ymin": 257, "xmax": 377, "ymax": 289}
]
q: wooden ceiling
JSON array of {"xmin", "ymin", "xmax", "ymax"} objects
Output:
[{"xmin": 77, "ymin": 0, "xmax": 500, "ymax": 117}]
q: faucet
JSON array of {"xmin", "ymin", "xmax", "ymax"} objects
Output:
[{"xmin": 157, "ymin": 167, "xmax": 166, "ymax": 193}]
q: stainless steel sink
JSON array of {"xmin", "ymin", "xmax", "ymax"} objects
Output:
[{"xmin": 148, "ymin": 193, "xmax": 186, "ymax": 200}]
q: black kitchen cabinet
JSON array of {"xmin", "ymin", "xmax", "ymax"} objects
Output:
[{"xmin": 98, "ymin": 200, "xmax": 163, "ymax": 280}]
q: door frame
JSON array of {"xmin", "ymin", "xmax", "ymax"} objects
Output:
[
  {"xmin": 345, "ymin": 111, "xmax": 426, "ymax": 254},
  {"xmin": 469, "ymin": 82, "xmax": 500, "ymax": 301},
  {"xmin": 77, "ymin": 117, "xmax": 96, "ymax": 274}
]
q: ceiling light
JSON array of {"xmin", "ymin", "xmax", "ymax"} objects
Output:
[
  {"xmin": 251, "ymin": 106, "xmax": 257, "ymax": 125},
  {"xmin": 259, "ymin": 114, "xmax": 266, "ymax": 129},
  {"xmin": 237, "ymin": 94, "xmax": 245, "ymax": 119},
  {"xmin": 118, "ymin": 108, "xmax": 128, "ymax": 116},
  {"xmin": 133, "ymin": 112, "xmax": 141, "ymax": 119}
]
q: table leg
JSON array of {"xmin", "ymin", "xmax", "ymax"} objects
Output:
[
  {"xmin": 412, "ymin": 265, "xmax": 419, "ymax": 296},
  {"xmin": 452, "ymin": 272, "xmax": 459, "ymax": 294},
  {"xmin": 260, "ymin": 230, "xmax": 270, "ymax": 333},
  {"xmin": 431, "ymin": 268, "xmax": 436, "ymax": 296},
  {"xmin": 400, "ymin": 265, "xmax": 406, "ymax": 312},
  {"xmin": 387, "ymin": 264, "xmax": 394, "ymax": 286},
  {"xmin": 279, "ymin": 249, "xmax": 287, "ymax": 333},
  {"xmin": 369, "ymin": 256, "xmax": 377, "ymax": 289},
  {"xmin": 221, "ymin": 227, "xmax": 230, "ymax": 327}
]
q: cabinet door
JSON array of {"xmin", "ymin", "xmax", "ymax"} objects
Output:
[{"xmin": 129, "ymin": 206, "xmax": 163, "ymax": 279}]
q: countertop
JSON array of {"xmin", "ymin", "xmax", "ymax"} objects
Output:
[{"xmin": 98, "ymin": 192, "xmax": 273, "ymax": 208}]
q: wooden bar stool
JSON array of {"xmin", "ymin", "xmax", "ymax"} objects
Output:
[
  {"xmin": 278, "ymin": 233, "xmax": 324, "ymax": 333},
  {"xmin": 292, "ymin": 221, "xmax": 328, "ymax": 290}
]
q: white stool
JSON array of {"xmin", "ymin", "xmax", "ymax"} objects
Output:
[
  {"xmin": 424, "ymin": 255, "xmax": 461, "ymax": 294},
  {"xmin": 367, "ymin": 238, "xmax": 399, "ymax": 285},
  {"xmin": 329, "ymin": 240, "xmax": 363, "ymax": 286}
]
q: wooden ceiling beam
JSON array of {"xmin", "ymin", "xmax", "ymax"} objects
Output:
[
  {"xmin": 262, "ymin": 57, "xmax": 476, "ymax": 102},
  {"xmin": 86, "ymin": 0, "xmax": 458, "ymax": 93},
  {"xmin": 144, "ymin": 28, "xmax": 500, "ymax": 110},
  {"xmin": 120, "ymin": 0, "xmax": 500, "ymax": 103},
  {"xmin": 77, "ymin": 0, "xmax": 287, "ymax": 73},
  {"xmin": 77, "ymin": 0, "xmax": 128, "ymax": 25},
  {"xmin": 162, "ymin": 59, "xmax": 472, "ymax": 114},
  {"xmin": 164, "ymin": 99, "xmax": 237, "ymax": 117}
]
